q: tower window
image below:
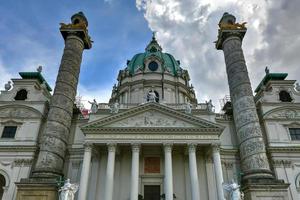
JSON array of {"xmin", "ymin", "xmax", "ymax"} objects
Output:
[
  {"xmin": 14, "ymin": 89, "xmax": 28, "ymax": 100},
  {"xmin": 1, "ymin": 126, "xmax": 17, "ymax": 138},
  {"xmin": 279, "ymin": 90, "xmax": 292, "ymax": 102}
]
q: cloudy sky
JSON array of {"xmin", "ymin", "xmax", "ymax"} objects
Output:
[{"xmin": 0, "ymin": 0, "xmax": 299, "ymax": 111}]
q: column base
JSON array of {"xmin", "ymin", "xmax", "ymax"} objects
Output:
[
  {"xmin": 242, "ymin": 179, "xmax": 290, "ymax": 200},
  {"xmin": 16, "ymin": 178, "xmax": 59, "ymax": 200}
]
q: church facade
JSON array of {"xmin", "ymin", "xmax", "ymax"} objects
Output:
[{"xmin": 0, "ymin": 12, "xmax": 299, "ymax": 200}]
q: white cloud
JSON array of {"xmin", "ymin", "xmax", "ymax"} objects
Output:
[{"xmin": 136, "ymin": 0, "xmax": 300, "ymax": 111}]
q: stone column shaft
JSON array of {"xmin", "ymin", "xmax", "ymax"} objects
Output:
[
  {"xmin": 78, "ymin": 144, "xmax": 93, "ymax": 200},
  {"xmin": 164, "ymin": 144, "xmax": 173, "ymax": 200},
  {"xmin": 212, "ymin": 145, "xmax": 225, "ymax": 200},
  {"xmin": 32, "ymin": 12, "xmax": 92, "ymax": 178},
  {"xmin": 104, "ymin": 143, "xmax": 116, "ymax": 200},
  {"xmin": 130, "ymin": 144, "xmax": 140, "ymax": 200},
  {"xmin": 216, "ymin": 13, "xmax": 273, "ymax": 180},
  {"xmin": 188, "ymin": 144, "xmax": 201, "ymax": 200}
]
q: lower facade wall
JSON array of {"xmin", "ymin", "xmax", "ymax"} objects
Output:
[{"xmin": 66, "ymin": 146, "xmax": 231, "ymax": 200}]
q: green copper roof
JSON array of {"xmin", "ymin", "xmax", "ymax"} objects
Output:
[
  {"xmin": 127, "ymin": 35, "xmax": 181, "ymax": 75},
  {"xmin": 19, "ymin": 72, "xmax": 52, "ymax": 92},
  {"xmin": 255, "ymin": 73, "xmax": 288, "ymax": 93}
]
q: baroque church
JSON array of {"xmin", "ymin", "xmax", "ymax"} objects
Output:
[{"xmin": 0, "ymin": 11, "xmax": 299, "ymax": 200}]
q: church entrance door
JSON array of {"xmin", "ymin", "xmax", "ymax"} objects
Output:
[{"xmin": 144, "ymin": 185, "xmax": 160, "ymax": 200}]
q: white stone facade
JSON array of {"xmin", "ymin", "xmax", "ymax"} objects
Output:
[{"xmin": 0, "ymin": 38, "xmax": 299, "ymax": 200}]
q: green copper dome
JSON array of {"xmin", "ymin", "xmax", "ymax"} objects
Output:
[{"xmin": 127, "ymin": 34, "xmax": 181, "ymax": 76}]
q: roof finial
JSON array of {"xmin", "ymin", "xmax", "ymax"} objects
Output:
[{"xmin": 152, "ymin": 31, "xmax": 157, "ymax": 40}]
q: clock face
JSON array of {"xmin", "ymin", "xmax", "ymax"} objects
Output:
[{"xmin": 148, "ymin": 61, "xmax": 159, "ymax": 71}]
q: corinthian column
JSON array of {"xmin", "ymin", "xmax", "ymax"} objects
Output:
[
  {"xmin": 215, "ymin": 12, "xmax": 273, "ymax": 180},
  {"xmin": 188, "ymin": 144, "xmax": 200, "ymax": 200},
  {"xmin": 164, "ymin": 143, "xmax": 173, "ymax": 200},
  {"xmin": 32, "ymin": 12, "xmax": 92, "ymax": 178},
  {"xmin": 104, "ymin": 143, "xmax": 117, "ymax": 200},
  {"xmin": 212, "ymin": 144, "xmax": 225, "ymax": 200},
  {"xmin": 130, "ymin": 143, "xmax": 140, "ymax": 200}
]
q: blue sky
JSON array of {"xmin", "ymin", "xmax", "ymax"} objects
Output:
[
  {"xmin": 0, "ymin": 0, "xmax": 152, "ymax": 103},
  {"xmin": 1, "ymin": 0, "xmax": 300, "ymax": 111}
]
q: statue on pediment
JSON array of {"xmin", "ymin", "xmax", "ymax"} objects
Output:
[
  {"xmin": 88, "ymin": 99, "xmax": 98, "ymax": 113},
  {"xmin": 206, "ymin": 99, "xmax": 214, "ymax": 112},
  {"xmin": 147, "ymin": 88, "xmax": 157, "ymax": 103}
]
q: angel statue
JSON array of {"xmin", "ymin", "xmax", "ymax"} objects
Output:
[
  {"xmin": 147, "ymin": 89, "xmax": 157, "ymax": 103},
  {"xmin": 223, "ymin": 180, "xmax": 244, "ymax": 200},
  {"xmin": 59, "ymin": 179, "xmax": 79, "ymax": 200},
  {"xmin": 88, "ymin": 99, "xmax": 98, "ymax": 113}
]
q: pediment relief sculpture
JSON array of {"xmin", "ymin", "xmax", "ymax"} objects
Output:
[
  {"xmin": 0, "ymin": 106, "xmax": 42, "ymax": 119},
  {"xmin": 264, "ymin": 107, "xmax": 300, "ymax": 120},
  {"xmin": 104, "ymin": 111, "xmax": 195, "ymax": 128}
]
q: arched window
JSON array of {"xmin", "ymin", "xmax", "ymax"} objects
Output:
[
  {"xmin": 14, "ymin": 89, "xmax": 28, "ymax": 100},
  {"xmin": 279, "ymin": 90, "xmax": 292, "ymax": 102},
  {"xmin": 0, "ymin": 174, "xmax": 5, "ymax": 199}
]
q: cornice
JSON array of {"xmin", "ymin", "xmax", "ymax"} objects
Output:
[{"xmin": 267, "ymin": 146, "xmax": 300, "ymax": 153}]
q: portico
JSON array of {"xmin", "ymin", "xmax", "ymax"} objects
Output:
[{"xmin": 78, "ymin": 102, "xmax": 225, "ymax": 200}]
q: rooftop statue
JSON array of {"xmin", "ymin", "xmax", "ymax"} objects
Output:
[
  {"xmin": 4, "ymin": 81, "xmax": 11, "ymax": 91},
  {"xmin": 59, "ymin": 179, "xmax": 79, "ymax": 200},
  {"xmin": 147, "ymin": 88, "xmax": 157, "ymax": 103},
  {"xmin": 88, "ymin": 99, "xmax": 98, "ymax": 113},
  {"xmin": 206, "ymin": 99, "xmax": 215, "ymax": 113}
]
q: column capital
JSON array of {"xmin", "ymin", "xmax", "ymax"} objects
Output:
[
  {"xmin": 83, "ymin": 142, "xmax": 93, "ymax": 151},
  {"xmin": 187, "ymin": 143, "xmax": 197, "ymax": 153},
  {"xmin": 59, "ymin": 12, "xmax": 92, "ymax": 49},
  {"xmin": 107, "ymin": 143, "xmax": 117, "ymax": 152},
  {"xmin": 131, "ymin": 143, "xmax": 141, "ymax": 153},
  {"xmin": 163, "ymin": 143, "xmax": 173, "ymax": 152},
  {"xmin": 211, "ymin": 143, "xmax": 220, "ymax": 153},
  {"xmin": 215, "ymin": 13, "xmax": 246, "ymax": 50}
]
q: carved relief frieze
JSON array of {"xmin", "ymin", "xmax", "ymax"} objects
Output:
[
  {"xmin": 223, "ymin": 161, "xmax": 234, "ymax": 169},
  {"xmin": 105, "ymin": 111, "xmax": 195, "ymax": 127},
  {"xmin": 237, "ymin": 122, "xmax": 262, "ymax": 142},
  {"xmin": 240, "ymin": 137, "xmax": 265, "ymax": 158},
  {"xmin": 0, "ymin": 106, "xmax": 42, "ymax": 119},
  {"xmin": 265, "ymin": 108, "xmax": 300, "ymax": 120},
  {"xmin": 242, "ymin": 153, "xmax": 269, "ymax": 171},
  {"xmin": 13, "ymin": 159, "xmax": 33, "ymax": 167},
  {"xmin": 272, "ymin": 160, "xmax": 292, "ymax": 168}
]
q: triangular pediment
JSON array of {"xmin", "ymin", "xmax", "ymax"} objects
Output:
[{"xmin": 81, "ymin": 103, "xmax": 223, "ymax": 131}]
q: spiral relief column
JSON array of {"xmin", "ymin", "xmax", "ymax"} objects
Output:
[
  {"xmin": 215, "ymin": 13, "xmax": 273, "ymax": 181},
  {"xmin": 32, "ymin": 12, "xmax": 92, "ymax": 178}
]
